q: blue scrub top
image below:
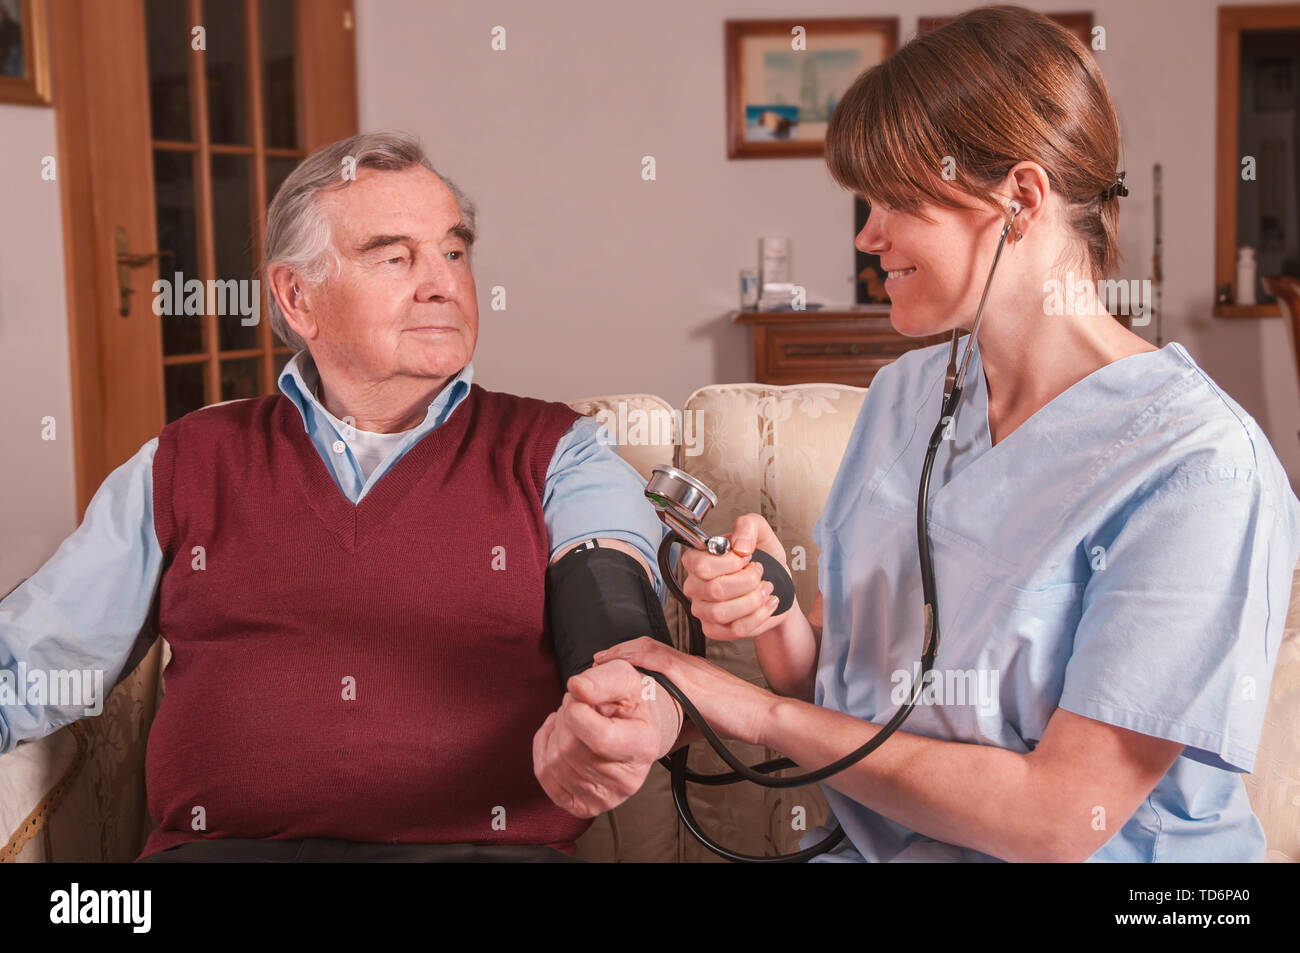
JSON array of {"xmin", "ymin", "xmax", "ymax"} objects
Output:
[{"xmin": 804, "ymin": 339, "xmax": 1300, "ymax": 862}]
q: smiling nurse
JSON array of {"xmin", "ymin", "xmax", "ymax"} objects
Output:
[{"xmin": 596, "ymin": 5, "xmax": 1300, "ymax": 862}]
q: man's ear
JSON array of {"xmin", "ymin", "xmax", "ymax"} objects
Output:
[{"xmin": 267, "ymin": 262, "xmax": 319, "ymax": 343}]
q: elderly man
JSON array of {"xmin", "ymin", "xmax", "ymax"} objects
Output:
[{"xmin": 0, "ymin": 131, "xmax": 685, "ymax": 862}]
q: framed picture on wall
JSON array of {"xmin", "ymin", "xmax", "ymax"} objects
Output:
[
  {"xmin": 725, "ymin": 17, "xmax": 898, "ymax": 159},
  {"xmin": 0, "ymin": 0, "xmax": 51, "ymax": 106}
]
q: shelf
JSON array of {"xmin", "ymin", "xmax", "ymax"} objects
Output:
[
  {"xmin": 733, "ymin": 307, "xmax": 944, "ymax": 387},
  {"xmin": 731, "ymin": 306, "xmax": 892, "ymax": 324},
  {"xmin": 1213, "ymin": 303, "xmax": 1281, "ymax": 318}
]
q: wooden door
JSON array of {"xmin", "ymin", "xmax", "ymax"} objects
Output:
[{"xmin": 48, "ymin": 0, "xmax": 357, "ymax": 515}]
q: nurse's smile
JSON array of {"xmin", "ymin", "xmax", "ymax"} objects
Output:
[{"xmin": 884, "ymin": 266, "xmax": 917, "ymax": 290}]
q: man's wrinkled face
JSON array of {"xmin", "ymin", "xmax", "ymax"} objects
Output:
[{"xmin": 310, "ymin": 165, "xmax": 477, "ymax": 386}]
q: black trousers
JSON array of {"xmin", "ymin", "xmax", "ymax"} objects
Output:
[{"xmin": 138, "ymin": 838, "xmax": 583, "ymax": 863}]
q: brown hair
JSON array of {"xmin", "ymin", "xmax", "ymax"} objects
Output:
[{"xmin": 825, "ymin": 5, "xmax": 1123, "ymax": 278}]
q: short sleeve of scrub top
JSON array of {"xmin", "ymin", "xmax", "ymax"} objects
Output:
[{"xmin": 803, "ymin": 339, "xmax": 1300, "ymax": 863}]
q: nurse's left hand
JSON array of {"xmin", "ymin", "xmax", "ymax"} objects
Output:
[{"xmin": 593, "ymin": 637, "xmax": 777, "ymax": 747}]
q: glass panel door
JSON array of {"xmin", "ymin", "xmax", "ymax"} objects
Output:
[{"xmin": 145, "ymin": 0, "xmax": 305, "ymax": 421}]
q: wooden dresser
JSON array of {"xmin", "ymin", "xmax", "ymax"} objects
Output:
[{"xmin": 732, "ymin": 307, "xmax": 947, "ymax": 386}]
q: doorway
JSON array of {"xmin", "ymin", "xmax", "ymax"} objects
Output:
[{"xmin": 49, "ymin": 0, "xmax": 357, "ymax": 514}]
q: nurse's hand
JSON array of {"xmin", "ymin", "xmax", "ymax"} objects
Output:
[
  {"xmin": 593, "ymin": 638, "xmax": 777, "ymax": 747},
  {"xmin": 681, "ymin": 513, "xmax": 788, "ymax": 642}
]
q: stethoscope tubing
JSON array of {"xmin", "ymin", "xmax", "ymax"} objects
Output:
[{"xmin": 641, "ymin": 529, "xmax": 939, "ymax": 862}]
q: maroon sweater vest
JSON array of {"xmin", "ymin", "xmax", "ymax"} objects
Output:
[{"xmin": 141, "ymin": 384, "xmax": 586, "ymax": 858}]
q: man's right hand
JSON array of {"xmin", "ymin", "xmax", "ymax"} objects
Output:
[
  {"xmin": 532, "ymin": 660, "xmax": 680, "ymax": 819},
  {"xmin": 680, "ymin": 513, "xmax": 789, "ymax": 641}
]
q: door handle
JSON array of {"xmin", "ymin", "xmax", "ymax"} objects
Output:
[{"xmin": 115, "ymin": 225, "xmax": 173, "ymax": 317}]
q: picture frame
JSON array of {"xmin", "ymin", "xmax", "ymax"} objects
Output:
[
  {"xmin": 0, "ymin": 0, "xmax": 51, "ymax": 106},
  {"xmin": 725, "ymin": 17, "xmax": 898, "ymax": 159}
]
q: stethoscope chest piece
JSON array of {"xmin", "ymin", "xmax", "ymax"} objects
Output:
[
  {"xmin": 645, "ymin": 465, "xmax": 726, "ymax": 553},
  {"xmin": 645, "ymin": 464, "xmax": 795, "ymax": 611}
]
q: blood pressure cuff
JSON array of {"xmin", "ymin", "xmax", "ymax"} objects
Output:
[{"xmin": 545, "ymin": 544, "xmax": 673, "ymax": 683}]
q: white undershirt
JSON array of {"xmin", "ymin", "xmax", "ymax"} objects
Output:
[
  {"xmin": 313, "ymin": 384, "xmax": 416, "ymax": 482},
  {"xmin": 342, "ymin": 424, "xmax": 409, "ymax": 482}
]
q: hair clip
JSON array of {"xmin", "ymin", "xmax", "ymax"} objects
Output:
[{"xmin": 1099, "ymin": 171, "xmax": 1128, "ymax": 202}]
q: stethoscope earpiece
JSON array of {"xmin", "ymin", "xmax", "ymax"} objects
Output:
[{"xmin": 1006, "ymin": 200, "xmax": 1024, "ymax": 241}]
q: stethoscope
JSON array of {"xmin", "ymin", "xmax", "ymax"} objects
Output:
[{"xmin": 637, "ymin": 201, "xmax": 1022, "ymax": 862}]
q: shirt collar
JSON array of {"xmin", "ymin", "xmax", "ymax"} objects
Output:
[{"xmin": 277, "ymin": 350, "xmax": 474, "ymax": 433}]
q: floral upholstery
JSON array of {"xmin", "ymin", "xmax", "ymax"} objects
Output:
[{"xmin": 1243, "ymin": 575, "xmax": 1300, "ymax": 862}]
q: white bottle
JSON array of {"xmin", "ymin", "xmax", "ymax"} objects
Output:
[
  {"xmin": 759, "ymin": 238, "xmax": 791, "ymax": 288},
  {"xmin": 1236, "ymin": 246, "xmax": 1257, "ymax": 306}
]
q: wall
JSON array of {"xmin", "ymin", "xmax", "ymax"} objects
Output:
[
  {"xmin": 0, "ymin": 102, "xmax": 74, "ymax": 593},
  {"xmin": 356, "ymin": 0, "xmax": 1300, "ymax": 486}
]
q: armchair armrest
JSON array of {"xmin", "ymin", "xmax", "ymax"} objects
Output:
[
  {"xmin": 0, "ymin": 636, "xmax": 166, "ymax": 862},
  {"xmin": 1, "ymin": 723, "xmax": 90, "ymax": 861}
]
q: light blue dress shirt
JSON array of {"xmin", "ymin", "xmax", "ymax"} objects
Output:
[
  {"xmin": 802, "ymin": 340, "xmax": 1300, "ymax": 862},
  {"xmin": 0, "ymin": 354, "xmax": 668, "ymax": 753}
]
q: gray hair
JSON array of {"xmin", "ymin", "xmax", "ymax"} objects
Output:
[{"xmin": 263, "ymin": 130, "xmax": 477, "ymax": 351}]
